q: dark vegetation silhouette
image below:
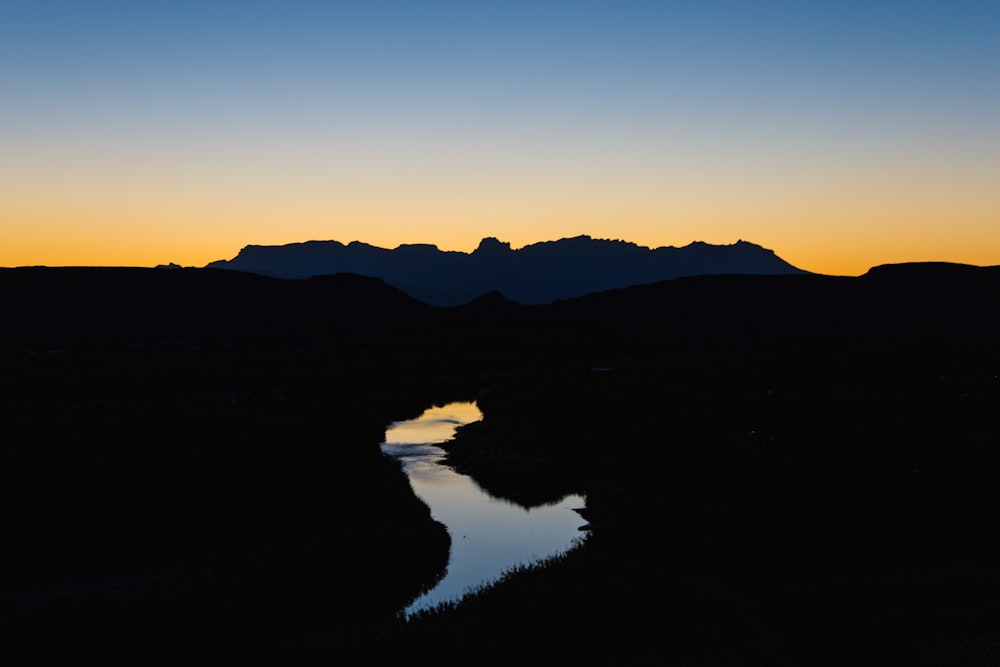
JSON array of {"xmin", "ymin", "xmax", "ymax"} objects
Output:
[
  {"xmin": 205, "ymin": 235, "xmax": 808, "ymax": 305},
  {"xmin": 2, "ymin": 259, "xmax": 999, "ymax": 664}
]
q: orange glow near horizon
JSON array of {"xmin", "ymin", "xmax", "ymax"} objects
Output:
[
  {"xmin": 4, "ymin": 169, "xmax": 997, "ymax": 276},
  {"xmin": 3, "ymin": 3, "xmax": 997, "ymax": 277},
  {"xmin": 4, "ymin": 208, "xmax": 998, "ymax": 277}
]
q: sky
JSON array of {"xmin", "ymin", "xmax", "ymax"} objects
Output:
[{"xmin": 2, "ymin": 1, "xmax": 998, "ymax": 275}]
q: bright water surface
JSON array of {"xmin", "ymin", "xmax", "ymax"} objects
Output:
[{"xmin": 381, "ymin": 401, "xmax": 587, "ymax": 616}]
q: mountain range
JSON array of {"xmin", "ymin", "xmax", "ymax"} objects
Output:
[{"xmin": 203, "ymin": 235, "xmax": 807, "ymax": 306}]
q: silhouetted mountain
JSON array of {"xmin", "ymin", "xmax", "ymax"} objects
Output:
[
  {"xmin": 0, "ymin": 266, "xmax": 437, "ymax": 353},
  {"xmin": 0, "ymin": 266, "xmax": 430, "ymax": 321},
  {"xmin": 535, "ymin": 261, "xmax": 1000, "ymax": 348},
  {"xmin": 5, "ymin": 262, "xmax": 998, "ymax": 354},
  {"xmin": 205, "ymin": 236, "xmax": 808, "ymax": 306}
]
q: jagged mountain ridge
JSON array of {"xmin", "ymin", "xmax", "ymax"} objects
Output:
[{"xmin": 205, "ymin": 235, "xmax": 808, "ymax": 306}]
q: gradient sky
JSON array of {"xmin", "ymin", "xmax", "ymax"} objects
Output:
[{"xmin": 2, "ymin": 1, "xmax": 998, "ymax": 275}]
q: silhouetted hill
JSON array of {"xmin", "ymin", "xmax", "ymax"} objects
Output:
[
  {"xmin": 0, "ymin": 266, "xmax": 435, "ymax": 347},
  {"xmin": 205, "ymin": 236, "xmax": 808, "ymax": 305},
  {"xmin": 429, "ymin": 261, "xmax": 1000, "ymax": 354},
  {"xmin": 6, "ymin": 262, "xmax": 998, "ymax": 356}
]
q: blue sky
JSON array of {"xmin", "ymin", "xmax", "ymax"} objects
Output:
[{"xmin": 2, "ymin": 1, "xmax": 998, "ymax": 273}]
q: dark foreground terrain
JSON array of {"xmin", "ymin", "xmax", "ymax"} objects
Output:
[{"xmin": 2, "ymin": 263, "xmax": 999, "ymax": 664}]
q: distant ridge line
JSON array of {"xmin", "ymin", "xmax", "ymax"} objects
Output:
[{"xmin": 204, "ymin": 235, "xmax": 809, "ymax": 306}]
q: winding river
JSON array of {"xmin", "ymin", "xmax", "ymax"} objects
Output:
[{"xmin": 381, "ymin": 401, "xmax": 587, "ymax": 617}]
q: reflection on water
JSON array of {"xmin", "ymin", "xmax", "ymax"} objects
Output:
[
  {"xmin": 383, "ymin": 402, "xmax": 485, "ymax": 448},
  {"xmin": 381, "ymin": 401, "xmax": 586, "ymax": 616}
]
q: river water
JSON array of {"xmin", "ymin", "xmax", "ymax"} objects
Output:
[{"xmin": 380, "ymin": 401, "xmax": 587, "ymax": 616}]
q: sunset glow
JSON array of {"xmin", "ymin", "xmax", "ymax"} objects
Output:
[{"xmin": 3, "ymin": 2, "xmax": 997, "ymax": 276}]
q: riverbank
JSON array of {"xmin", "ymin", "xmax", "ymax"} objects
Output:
[
  {"xmin": 380, "ymin": 344, "xmax": 1000, "ymax": 666},
  {"xmin": 0, "ymin": 350, "xmax": 463, "ymax": 654},
  {"xmin": 440, "ymin": 418, "xmax": 581, "ymax": 509}
]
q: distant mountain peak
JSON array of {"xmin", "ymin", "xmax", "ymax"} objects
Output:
[{"xmin": 473, "ymin": 237, "xmax": 513, "ymax": 255}]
